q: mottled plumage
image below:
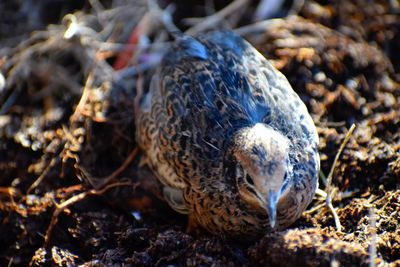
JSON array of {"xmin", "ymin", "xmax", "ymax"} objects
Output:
[{"xmin": 136, "ymin": 31, "xmax": 319, "ymax": 237}]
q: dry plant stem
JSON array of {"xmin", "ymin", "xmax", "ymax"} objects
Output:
[
  {"xmin": 325, "ymin": 123, "xmax": 356, "ymax": 232},
  {"xmin": 315, "ymin": 188, "xmax": 327, "ymax": 198},
  {"xmin": 234, "ymin": 18, "xmax": 284, "ymax": 36},
  {"xmin": 185, "ymin": 0, "xmax": 249, "ymax": 35},
  {"xmin": 304, "ymin": 202, "xmax": 325, "ymax": 214},
  {"xmin": 70, "ymin": 74, "xmax": 93, "ymax": 123},
  {"xmin": 0, "ymin": 84, "xmax": 22, "ymax": 115},
  {"xmin": 97, "ymin": 147, "xmax": 139, "ymax": 189},
  {"xmin": 140, "ymin": 0, "xmax": 174, "ymax": 41},
  {"xmin": 326, "ymin": 194, "xmax": 342, "ymax": 232},
  {"xmin": 93, "ymin": 40, "xmax": 170, "ymax": 53},
  {"xmin": 7, "ymin": 257, "xmax": 13, "ymax": 267},
  {"xmin": 27, "ymin": 149, "xmax": 63, "ymax": 195},
  {"xmin": 253, "ymin": 0, "xmax": 284, "ymax": 21},
  {"xmin": 147, "ymin": 0, "xmax": 179, "ymax": 34},
  {"xmin": 26, "ymin": 120, "xmax": 84, "ymax": 194},
  {"xmin": 1, "ymin": 31, "xmax": 51, "ymax": 64},
  {"xmin": 88, "ymin": 0, "xmax": 105, "ymax": 14},
  {"xmin": 369, "ymin": 208, "xmax": 377, "ymax": 267},
  {"xmin": 44, "ymin": 181, "xmax": 133, "ymax": 247},
  {"xmin": 319, "ymin": 170, "xmax": 328, "ymax": 187},
  {"xmin": 63, "ymin": 124, "xmax": 80, "ymax": 145}
]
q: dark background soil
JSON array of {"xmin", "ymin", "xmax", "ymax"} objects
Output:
[{"xmin": 0, "ymin": 0, "xmax": 399, "ymax": 266}]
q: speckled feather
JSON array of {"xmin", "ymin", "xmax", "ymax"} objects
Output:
[{"xmin": 136, "ymin": 31, "xmax": 319, "ymax": 236}]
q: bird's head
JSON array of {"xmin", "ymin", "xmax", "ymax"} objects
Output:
[{"xmin": 231, "ymin": 123, "xmax": 290, "ymax": 228}]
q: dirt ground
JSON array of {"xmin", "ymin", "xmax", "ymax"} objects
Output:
[{"xmin": 0, "ymin": 0, "xmax": 399, "ymax": 266}]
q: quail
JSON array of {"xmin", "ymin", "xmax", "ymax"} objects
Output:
[{"xmin": 136, "ymin": 31, "xmax": 320, "ymax": 237}]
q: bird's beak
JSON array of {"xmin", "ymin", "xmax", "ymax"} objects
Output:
[{"xmin": 267, "ymin": 190, "xmax": 279, "ymax": 228}]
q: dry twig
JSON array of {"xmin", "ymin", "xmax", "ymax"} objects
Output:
[
  {"xmin": 369, "ymin": 208, "xmax": 377, "ymax": 267},
  {"xmin": 27, "ymin": 148, "xmax": 64, "ymax": 195},
  {"xmin": 325, "ymin": 123, "xmax": 356, "ymax": 232},
  {"xmin": 44, "ymin": 181, "xmax": 135, "ymax": 247},
  {"xmin": 185, "ymin": 0, "xmax": 249, "ymax": 35},
  {"xmin": 96, "ymin": 147, "xmax": 139, "ymax": 189}
]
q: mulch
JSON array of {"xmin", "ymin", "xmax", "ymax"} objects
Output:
[{"xmin": 0, "ymin": 0, "xmax": 399, "ymax": 266}]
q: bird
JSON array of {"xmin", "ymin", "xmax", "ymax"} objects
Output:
[{"xmin": 136, "ymin": 31, "xmax": 320, "ymax": 237}]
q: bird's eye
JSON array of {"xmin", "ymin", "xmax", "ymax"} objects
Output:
[{"xmin": 245, "ymin": 174, "xmax": 255, "ymax": 186}]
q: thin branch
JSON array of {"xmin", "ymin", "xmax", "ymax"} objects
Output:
[
  {"xmin": 96, "ymin": 147, "xmax": 139, "ymax": 189},
  {"xmin": 185, "ymin": 0, "xmax": 249, "ymax": 35},
  {"xmin": 325, "ymin": 124, "xmax": 356, "ymax": 198},
  {"xmin": 234, "ymin": 18, "xmax": 283, "ymax": 36},
  {"xmin": 369, "ymin": 208, "xmax": 377, "ymax": 267},
  {"xmin": 315, "ymin": 188, "xmax": 327, "ymax": 198},
  {"xmin": 319, "ymin": 170, "xmax": 328, "ymax": 187},
  {"xmin": 304, "ymin": 202, "xmax": 325, "ymax": 214},
  {"xmin": 325, "ymin": 123, "xmax": 356, "ymax": 232},
  {"xmin": 44, "ymin": 181, "xmax": 134, "ymax": 247},
  {"xmin": 70, "ymin": 73, "xmax": 93, "ymax": 123},
  {"xmin": 27, "ymin": 148, "xmax": 63, "ymax": 194},
  {"xmin": 253, "ymin": 0, "xmax": 284, "ymax": 21}
]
